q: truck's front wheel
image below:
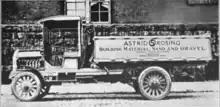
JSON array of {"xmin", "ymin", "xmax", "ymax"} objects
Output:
[
  {"xmin": 11, "ymin": 72, "xmax": 42, "ymax": 101},
  {"xmin": 138, "ymin": 66, "xmax": 172, "ymax": 100}
]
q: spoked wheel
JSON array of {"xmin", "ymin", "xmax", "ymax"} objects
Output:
[
  {"xmin": 11, "ymin": 72, "xmax": 41, "ymax": 101},
  {"xmin": 138, "ymin": 66, "xmax": 172, "ymax": 100},
  {"xmin": 37, "ymin": 85, "xmax": 51, "ymax": 99}
]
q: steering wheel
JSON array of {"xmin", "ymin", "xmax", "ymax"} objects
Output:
[
  {"xmin": 52, "ymin": 45, "xmax": 78, "ymax": 53},
  {"xmin": 52, "ymin": 46, "xmax": 64, "ymax": 55}
]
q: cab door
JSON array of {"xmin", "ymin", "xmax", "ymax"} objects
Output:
[
  {"xmin": 62, "ymin": 20, "xmax": 81, "ymax": 69},
  {"xmin": 62, "ymin": 28, "xmax": 80, "ymax": 69},
  {"xmin": 43, "ymin": 20, "xmax": 81, "ymax": 68}
]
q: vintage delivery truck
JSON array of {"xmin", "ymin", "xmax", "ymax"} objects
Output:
[{"xmin": 9, "ymin": 16, "xmax": 212, "ymax": 101}]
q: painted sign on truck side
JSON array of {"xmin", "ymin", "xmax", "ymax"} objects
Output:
[{"xmin": 93, "ymin": 35, "xmax": 212, "ymax": 62}]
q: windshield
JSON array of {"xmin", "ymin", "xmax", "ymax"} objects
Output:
[{"xmin": 50, "ymin": 28, "xmax": 78, "ymax": 53}]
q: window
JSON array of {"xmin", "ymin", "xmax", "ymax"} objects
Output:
[
  {"xmin": 50, "ymin": 28, "xmax": 79, "ymax": 53},
  {"xmin": 90, "ymin": 0, "xmax": 111, "ymax": 23},
  {"xmin": 186, "ymin": 0, "xmax": 218, "ymax": 5},
  {"xmin": 66, "ymin": 0, "xmax": 86, "ymax": 19},
  {"xmin": 65, "ymin": 0, "xmax": 111, "ymax": 23}
]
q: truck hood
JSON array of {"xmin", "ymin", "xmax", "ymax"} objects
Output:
[{"xmin": 16, "ymin": 50, "xmax": 42, "ymax": 58}]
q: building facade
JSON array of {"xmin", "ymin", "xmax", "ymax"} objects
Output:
[
  {"xmin": 65, "ymin": 0, "xmax": 218, "ymax": 24},
  {"xmin": 2, "ymin": 0, "xmax": 218, "ymax": 24}
]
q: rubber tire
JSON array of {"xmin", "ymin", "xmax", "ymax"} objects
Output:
[
  {"xmin": 11, "ymin": 72, "xmax": 42, "ymax": 101},
  {"xmin": 138, "ymin": 66, "xmax": 172, "ymax": 100}
]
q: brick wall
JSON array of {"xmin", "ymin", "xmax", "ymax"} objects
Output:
[{"xmin": 112, "ymin": 0, "xmax": 218, "ymax": 23}]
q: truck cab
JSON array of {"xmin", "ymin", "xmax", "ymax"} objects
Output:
[
  {"xmin": 39, "ymin": 16, "xmax": 84, "ymax": 69},
  {"xmin": 37, "ymin": 16, "xmax": 112, "ymax": 81}
]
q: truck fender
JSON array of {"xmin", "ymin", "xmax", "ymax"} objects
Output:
[
  {"xmin": 140, "ymin": 66, "xmax": 168, "ymax": 75},
  {"xmin": 138, "ymin": 66, "xmax": 171, "ymax": 81},
  {"xmin": 9, "ymin": 66, "xmax": 44, "ymax": 83}
]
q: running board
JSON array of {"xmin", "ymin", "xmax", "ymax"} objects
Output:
[
  {"xmin": 76, "ymin": 71, "xmax": 122, "ymax": 76},
  {"xmin": 44, "ymin": 68, "xmax": 123, "ymax": 75},
  {"xmin": 41, "ymin": 68, "xmax": 123, "ymax": 81}
]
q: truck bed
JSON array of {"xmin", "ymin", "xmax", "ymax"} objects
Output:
[{"xmin": 93, "ymin": 34, "xmax": 212, "ymax": 63}]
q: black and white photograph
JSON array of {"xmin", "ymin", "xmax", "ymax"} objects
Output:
[{"xmin": 0, "ymin": 0, "xmax": 219, "ymax": 107}]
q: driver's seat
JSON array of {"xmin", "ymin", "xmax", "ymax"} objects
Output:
[{"xmin": 62, "ymin": 52, "xmax": 79, "ymax": 69}]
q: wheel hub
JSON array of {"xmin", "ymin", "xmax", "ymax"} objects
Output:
[
  {"xmin": 21, "ymin": 81, "xmax": 32, "ymax": 92},
  {"xmin": 149, "ymin": 78, "xmax": 160, "ymax": 89}
]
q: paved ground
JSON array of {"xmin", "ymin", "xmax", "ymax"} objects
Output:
[{"xmin": 1, "ymin": 81, "xmax": 219, "ymax": 107}]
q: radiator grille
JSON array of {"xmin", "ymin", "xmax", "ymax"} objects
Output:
[{"xmin": 17, "ymin": 57, "xmax": 44, "ymax": 70}]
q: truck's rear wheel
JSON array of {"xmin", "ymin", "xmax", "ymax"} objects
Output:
[
  {"xmin": 138, "ymin": 66, "xmax": 172, "ymax": 100},
  {"xmin": 11, "ymin": 72, "xmax": 41, "ymax": 101}
]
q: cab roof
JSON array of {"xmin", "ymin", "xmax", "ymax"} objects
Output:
[{"xmin": 38, "ymin": 15, "xmax": 81, "ymax": 24}]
